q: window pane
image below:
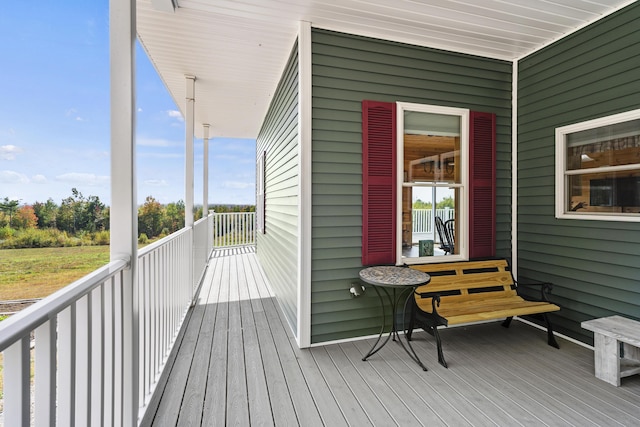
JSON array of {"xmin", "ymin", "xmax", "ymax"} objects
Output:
[
  {"xmin": 566, "ymin": 118, "xmax": 640, "ymax": 171},
  {"xmin": 404, "ymin": 111, "xmax": 461, "ymax": 183},
  {"xmin": 401, "ymin": 186, "xmax": 457, "ymax": 258},
  {"xmin": 568, "ymin": 171, "xmax": 640, "ymax": 214}
]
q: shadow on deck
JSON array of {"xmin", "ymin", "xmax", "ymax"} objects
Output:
[{"xmin": 142, "ymin": 248, "xmax": 640, "ymax": 426}]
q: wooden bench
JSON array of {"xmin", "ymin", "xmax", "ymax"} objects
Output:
[
  {"xmin": 407, "ymin": 259, "xmax": 561, "ymax": 368},
  {"xmin": 581, "ymin": 316, "xmax": 640, "ymax": 386}
]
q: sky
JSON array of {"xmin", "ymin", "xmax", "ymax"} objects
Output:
[{"xmin": 0, "ymin": 1, "xmax": 256, "ymax": 207}]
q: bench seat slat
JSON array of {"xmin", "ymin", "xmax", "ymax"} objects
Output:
[
  {"xmin": 444, "ymin": 304, "xmax": 560, "ymax": 325},
  {"xmin": 440, "ymin": 303, "xmax": 560, "ymax": 324},
  {"xmin": 416, "ymin": 294, "xmax": 541, "ymax": 312},
  {"xmin": 416, "ymin": 297, "xmax": 560, "ymax": 323}
]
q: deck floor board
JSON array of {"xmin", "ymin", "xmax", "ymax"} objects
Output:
[{"xmin": 142, "ymin": 247, "xmax": 640, "ymax": 426}]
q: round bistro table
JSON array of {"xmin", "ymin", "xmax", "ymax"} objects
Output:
[{"xmin": 359, "ymin": 265, "xmax": 431, "ymax": 371}]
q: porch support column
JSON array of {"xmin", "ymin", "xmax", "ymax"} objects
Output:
[
  {"xmin": 203, "ymin": 123, "xmax": 210, "ymax": 254},
  {"xmin": 185, "ymin": 75, "xmax": 196, "ymax": 228},
  {"xmin": 110, "ymin": 0, "xmax": 138, "ymax": 425},
  {"xmin": 203, "ymin": 124, "xmax": 210, "ymax": 217}
]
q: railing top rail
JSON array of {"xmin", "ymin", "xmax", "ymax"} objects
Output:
[
  {"xmin": 138, "ymin": 226, "xmax": 192, "ymax": 257},
  {"xmin": 194, "ymin": 216, "xmax": 208, "ymax": 226},
  {"xmin": 0, "ymin": 258, "xmax": 128, "ymax": 352},
  {"xmin": 213, "ymin": 211, "xmax": 255, "ymax": 216}
]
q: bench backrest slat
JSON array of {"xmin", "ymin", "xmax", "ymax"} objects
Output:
[{"xmin": 410, "ymin": 259, "xmax": 514, "ymax": 296}]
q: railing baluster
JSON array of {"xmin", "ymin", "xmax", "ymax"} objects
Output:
[
  {"xmin": 3, "ymin": 336, "xmax": 30, "ymax": 426},
  {"xmin": 104, "ymin": 276, "xmax": 114, "ymax": 427},
  {"xmin": 75, "ymin": 295, "xmax": 90, "ymax": 425},
  {"xmin": 113, "ymin": 274, "xmax": 123, "ymax": 425},
  {"xmin": 90, "ymin": 286, "xmax": 104, "ymax": 426},
  {"xmin": 58, "ymin": 304, "xmax": 76, "ymax": 426},
  {"xmin": 35, "ymin": 318, "xmax": 57, "ymax": 426}
]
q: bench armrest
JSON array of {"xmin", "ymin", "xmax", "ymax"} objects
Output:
[
  {"xmin": 414, "ymin": 291, "xmax": 445, "ymax": 324},
  {"xmin": 415, "ymin": 291, "xmax": 441, "ymax": 305},
  {"xmin": 515, "ymin": 280, "xmax": 554, "ymax": 302}
]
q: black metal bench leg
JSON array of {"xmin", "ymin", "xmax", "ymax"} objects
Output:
[
  {"xmin": 502, "ymin": 316, "xmax": 513, "ymax": 328},
  {"xmin": 406, "ymin": 301, "xmax": 416, "ymax": 341},
  {"xmin": 432, "ymin": 325, "xmax": 448, "ymax": 368},
  {"xmin": 543, "ymin": 313, "xmax": 560, "ymax": 349}
]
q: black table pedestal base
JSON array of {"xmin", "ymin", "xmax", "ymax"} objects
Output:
[{"xmin": 361, "ymin": 286, "xmax": 428, "ymax": 371}]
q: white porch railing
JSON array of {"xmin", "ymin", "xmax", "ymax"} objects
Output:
[
  {"xmin": 0, "ymin": 259, "xmax": 130, "ymax": 426},
  {"xmin": 412, "ymin": 208, "xmax": 455, "ymax": 234},
  {"xmin": 0, "ymin": 214, "xmax": 215, "ymax": 426},
  {"xmin": 212, "ymin": 211, "xmax": 256, "ymax": 247}
]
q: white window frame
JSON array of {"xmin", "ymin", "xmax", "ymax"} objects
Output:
[
  {"xmin": 396, "ymin": 102, "xmax": 469, "ymax": 264},
  {"xmin": 555, "ymin": 108, "xmax": 640, "ymax": 222}
]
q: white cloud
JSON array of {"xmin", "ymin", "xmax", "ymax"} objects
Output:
[
  {"xmin": 66, "ymin": 108, "xmax": 84, "ymax": 122},
  {"xmin": 32, "ymin": 174, "xmax": 47, "ymax": 183},
  {"xmin": 222, "ymin": 181, "xmax": 254, "ymax": 190},
  {"xmin": 0, "ymin": 170, "xmax": 29, "ymax": 183},
  {"xmin": 56, "ymin": 172, "xmax": 109, "ymax": 186},
  {"xmin": 167, "ymin": 110, "xmax": 184, "ymax": 122},
  {"xmin": 138, "ymin": 107, "xmax": 143, "ymax": 112},
  {"xmin": 1, "ymin": 145, "xmax": 22, "ymax": 160},
  {"xmin": 143, "ymin": 179, "xmax": 168, "ymax": 186}
]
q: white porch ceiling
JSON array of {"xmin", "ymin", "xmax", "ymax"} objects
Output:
[{"xmin": 136, "ymin": 0, "xmax": 636, "ymax": 139}]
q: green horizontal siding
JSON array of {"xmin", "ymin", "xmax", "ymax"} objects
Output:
[
  {"xmin": 517, "ymin": 2, "xmax": 640, "ymax": 344},
  {"xmin": 311, "ymin": 28, "xmax": 512, "ymax": 343},
  {"xmin": 256, "ymin": 41, "xmax": 300, "ymax": 334}
]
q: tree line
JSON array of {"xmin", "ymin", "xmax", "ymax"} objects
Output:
[
  {"xmin": 413, "ymin": 196, "xmax": 455, "ymax": 210},
  {"xmin": 0, "ymin": 189, "xmax": 254, "ymax": 248}
]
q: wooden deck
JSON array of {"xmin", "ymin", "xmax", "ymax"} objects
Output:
[{"xmin": 142, "ymin": 248, "xmax": 640, "ymax": 426}]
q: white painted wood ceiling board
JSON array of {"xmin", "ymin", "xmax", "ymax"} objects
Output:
[{"xmin": 136, "ymin": 0, "xmax": 636, "ymax": 138}]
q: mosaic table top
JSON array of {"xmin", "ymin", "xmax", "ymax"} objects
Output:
[{"xmin": 359, "ymin": 266, "xmax": 430, "ymax": 288}]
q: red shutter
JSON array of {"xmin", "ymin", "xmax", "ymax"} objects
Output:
[
  {"xmin": 362, "ymin": 100, "xmax": 396, "ymax": 265},
  {"xmin": 469, "ymin": 111, "xmax": 496, "ymax": 259}
]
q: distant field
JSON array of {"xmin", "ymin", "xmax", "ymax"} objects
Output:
[{"xmin": 0, "ymin": 246, "xmax": 111, "ymax": 300}]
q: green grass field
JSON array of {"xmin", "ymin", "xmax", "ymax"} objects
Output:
[{"xmin": 0, "ymin": 246, "xmax": 111, "ymax": 300}]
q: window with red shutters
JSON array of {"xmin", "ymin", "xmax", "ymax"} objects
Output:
[
  {"xmin": 362, "ymin": 101, "xmax": 496, "ymax": 264},
  {"xmin": 362, "ymin": 100, "xmax": 396, "ymax": 265}
]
